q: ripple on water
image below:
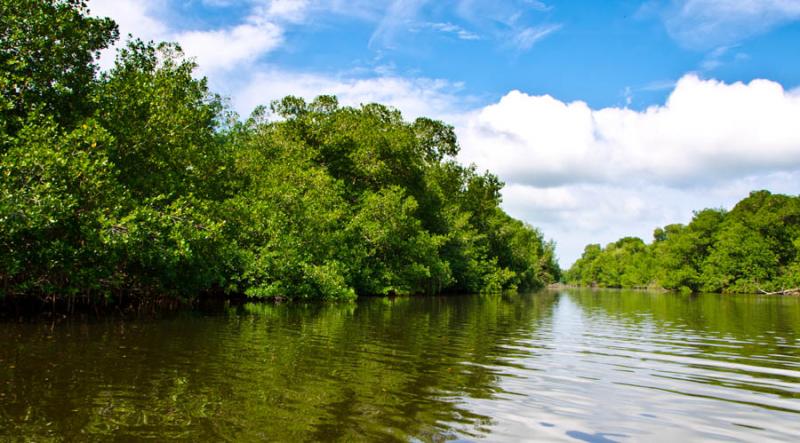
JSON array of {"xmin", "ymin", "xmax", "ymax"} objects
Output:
[
  {"xmin": 0, "ymin": 291, "xmax": 799, "ymax": 441},
  {"xmin": 456, "ymin": 291, "xmax": 800, "ymax": 442}
]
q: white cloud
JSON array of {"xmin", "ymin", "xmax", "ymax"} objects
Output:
[
  {"xmin": 88, "ymin": 0, "xmax": 168, "ymax": 42},
  {"xmin": 458, "ymin": 75, "xmax": 800, "ymax": 264},
  {"xmin": 88, "ymin": 0, "xmax": 286, "ymax": 74},
  {"xmin": 88, "ymin": 0, "xmax": 169, "ymax": 69},
  {"xmin": 459, "ymin": 75, "xmax": 800, "ymax": 188},
  {"xmin": 428, "ymin": 22, "xmax": 481, "ymax": 40},
  {"xmin": 266, "ymin": 0, "xmax": 311, "ymax": 22},
  {"xmin": 234, "ymin": 69, "xmax": 468, "ymax": 122},
  {"xmin": 176, "ymin": 21, "xmax": 282, "ymax": 75},
  {"xmin": 511, "ymin": 24, "xmax": 562, "ymax": 50},
  {"xmin": 369, "ymin": 0, "xmax": 430, "ymax": 49},
  {"xmin": 699, "ymin": 45, "xmax": 730, "ymax": 71},
  {"xmin": 660, "ymin": 0, "xmax": 800, "ymax": 48}
]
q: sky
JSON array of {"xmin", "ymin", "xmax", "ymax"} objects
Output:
[{"xmin": 86, "ymin": 0, "xmax": 800, "ymax": 266}]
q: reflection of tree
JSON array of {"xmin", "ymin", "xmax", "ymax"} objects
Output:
[
  {"xmin": 0, "ymin": 294, "xmax": 556, "ymax": 440},
  {"xmin": 564, "ymin": 289, "xmax": 799, "ymax": 337}
]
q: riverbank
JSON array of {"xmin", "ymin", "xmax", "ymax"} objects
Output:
[
  {"xmin": 548, "ymin": 282, "xmax": 668, "ymax": 293},
  {"xmin": 547, "ymin": 282, "xmax": 800, "ymax": 296}
]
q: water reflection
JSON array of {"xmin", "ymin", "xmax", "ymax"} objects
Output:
[
  {"xmin": 0, "ymin": 294, "xmax": 556, "ymax": 441},
  {"xmin": 0, "ymin": 290, "xmax": 798, "ymax": 441},
  {"xmin": 464, "ymin": 291, "xmax": 800, "ymax": 442}
]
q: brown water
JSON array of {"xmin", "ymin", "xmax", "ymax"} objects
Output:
[{"xmin": 1, "ymin": 290, "xmax": 799, "ymax": 441}]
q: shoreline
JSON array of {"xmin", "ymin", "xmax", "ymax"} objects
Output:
[{"xmin": 546, "ymin": 283, "xmax": 799, "ymax": 296}]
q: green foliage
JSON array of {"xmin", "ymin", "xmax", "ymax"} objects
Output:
[
  {"xmin": 230, "ymin": 97, "xmax": 558, "ymax": 299},
  {"xmin": 0, "ymin": 2, "xmax": 559, "ymax": 303},
  {"xmin": 0, "ymin": 115, "xmax": 122, "ymax": 296},
  {"xmin": 229, "ymin": 120, "xmax": 354, "ymax": 300},
  {"xmin": 350, "ymin": 186, "xmax": 450, "ymax": 295},
  {"xmin": 566, "ymin": 191, "xmax": 800, "ymax": 294},
  {"xmin": 565, "ymin": 238, "xmax": 653, "ymax": 289},
  {"xmin": 94, "ymin": 40, "xmax": 231, "ymax": 201},
  {"xmin": 0, "ymin": 0, "xmax": 118, "ymax": 137},
  {"xmin": 701, "ymin": 222, "xmax": 777, "ymax": 293}
]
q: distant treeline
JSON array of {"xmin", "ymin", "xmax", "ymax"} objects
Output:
[
  {"xmin": 565, "ymin": 191, "xmax": 800, "ymax": 294},
  {"xmin": 0, "ymin": 1, "xmax": 559, "ymax": 304}
]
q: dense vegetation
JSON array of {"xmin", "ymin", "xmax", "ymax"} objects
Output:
[
  {"xmin": 0, "ymin": 0, "xmax": 559, "ymax": 304},
  {"xmin": 565, "ymin": 191, "xmax": 800, "ymax": 294}
]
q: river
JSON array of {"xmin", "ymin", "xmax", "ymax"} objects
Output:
[{"xmin": 1, "ymin": 290, "xmax": 798, "ymax": 441}]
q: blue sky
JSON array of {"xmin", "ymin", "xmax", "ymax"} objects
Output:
[
  {"xmin": 89, "ymin": 0, "xmax": 800, "ymax": 265},
  {"xmin": 272, "ymin": 0, "xmax": 799, "ymax": 110}
]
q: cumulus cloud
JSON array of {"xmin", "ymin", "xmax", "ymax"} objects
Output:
[
  {"xmin": 459, "ymin": 75, "xmax": 800, "ymax": 188},
  {"xmin": 458, "ymin": 75, "xmax": 800, "ymax": 264},
  {"xmin": 658, "ymin": 0, "xmax": 800, "ymax": 48}
]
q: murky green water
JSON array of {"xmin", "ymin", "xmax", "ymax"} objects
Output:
[{"xmin": 1, "ymin": 290, "xmax": 799, "ymax": 442}]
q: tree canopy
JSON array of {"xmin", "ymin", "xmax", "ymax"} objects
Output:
[
  {"xmin": 565, "ymin": 191, "xmax": 800, "ymax": 294},
  {"xmin": 0, "ymin": 0, "xmax": 559, "ymax": 304}
]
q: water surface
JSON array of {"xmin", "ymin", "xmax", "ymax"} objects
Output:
[{"xmin": 1, "ymin": 290, "xmax": 799, "ymax": 441}]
